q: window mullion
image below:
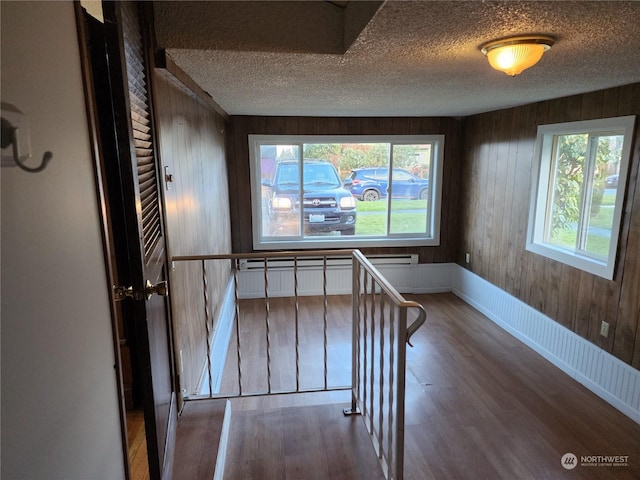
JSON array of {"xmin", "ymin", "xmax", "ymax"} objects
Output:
[
  {"xmin": 543, "ymin": 135, "xmax": 561, "ymax": 243},
  {"xmin": 298, "ymin": 143, "xmax": 305, "ymax": 239},
  {"xmin": 576, "ymin": 135, "xmax": 597, "ymax": 253},
  {"xmin": 386, "ymin": 144, "xmax": 394, "ymax": 235},
  {"xmin": 425, "ymin": 145, "xmax": 433, "ymax": 235}
]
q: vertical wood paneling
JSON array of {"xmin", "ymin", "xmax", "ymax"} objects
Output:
[
  {"xmin": 461, "ymin": 83, "xmax": 640, "ymax": 370},
  {"xmin": 154, "ymin": 71, "xmax": 231, "ymax": 394},
  {"xmin": 497, "ymin": 108, "xmax": 520, "ymax": 293},
  {"xmin": 443, "ymin": 119, "xmax": 461, "ymax": 264},
  {"xmin": 226, "ymin": 116, "xmax": 463, "ymax": 259}
]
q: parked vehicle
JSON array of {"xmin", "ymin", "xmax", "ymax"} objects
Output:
[
  {"xmin": 262, "ymin": 160, "xmax": 357, "ymax": 235},
  {"xmin": 605, "ymin": 174, "xmax": 619, "ymax": 188},
  {"xmin": 343, "ymin": 167, "xmax": 429, "ymax": 201}
]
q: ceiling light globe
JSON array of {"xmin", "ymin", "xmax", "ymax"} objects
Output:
[{"xmin": 481, "ymin": 36, "xmax": 554, "ymax": 76}]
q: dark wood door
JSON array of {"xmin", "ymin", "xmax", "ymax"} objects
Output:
[{"xmin": 77, "ymin": 3, "xmax": 176, "ymax": 479}]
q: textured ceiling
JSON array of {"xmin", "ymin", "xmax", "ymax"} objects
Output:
[{"xmin": 154, "ymin": 1, "xmax": 640, "ymax": 117}]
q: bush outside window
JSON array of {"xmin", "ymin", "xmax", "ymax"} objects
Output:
[{"xmin": 249, "ymin": 135, "xmax": 445, "ymax": 250}]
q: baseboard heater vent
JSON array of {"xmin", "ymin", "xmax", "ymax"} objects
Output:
[{"xmin": 238, "ymin": 254, "xmax": 418, "ymax": 271}]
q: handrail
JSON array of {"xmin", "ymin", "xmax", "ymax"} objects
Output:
[
  {"xmin": 350, "ymin": 250, "xmax": 428, "ymax": 480},
  {"xmin": 406, "ymin": 308, "xmax": 427, "ymax": 347},
  {"xmin": 352, "ymin": 250, "xmax": 427, "ymax": 346},
  {"xmin": 171, "ymin": 249, "xmax": 355, "ymax": 262}
]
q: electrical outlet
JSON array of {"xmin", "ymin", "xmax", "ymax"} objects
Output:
[
  {"xmin": 465, "ymin": 253, "xmax": 471, "ymax": 264},
  {"xmin": 600, "ymin": 321, "xmax": 609, "ymax": 338}
]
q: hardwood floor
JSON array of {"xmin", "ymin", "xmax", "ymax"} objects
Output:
[
  {"xmin": 219, "ymin": 295, "xmax": 353, "ymax": 396},
  {"xmin": 178, "ymin": 293, "xmax": 640, "ymax": 479},
  {"xmin": 173, "ymin": 399, "xmax": 228, "ymax": 480},
  {"xmin": 225, "ymin": 397, "xmax": 386, "ymax": 480},
  {"xmin": 126, "ymin": 409, "xmax": 149, "ymax": 480}
]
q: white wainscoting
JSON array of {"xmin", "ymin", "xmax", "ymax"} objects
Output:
[
  {"xmin": 451, "ymin": 264, "xmax": 640, "ymax": 424},
  {"xmin": 200, "ymin": 262, "xmax": 640, "ymax": 423}
]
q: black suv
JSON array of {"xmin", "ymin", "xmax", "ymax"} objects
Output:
[{"xmin": 262, "ymin": 160, "xmax": 357, "ymax": 236}]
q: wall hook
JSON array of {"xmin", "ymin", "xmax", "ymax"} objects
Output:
[{"xmin": 1, "ymin": 103, "xmax": 53, "ymax": 173}]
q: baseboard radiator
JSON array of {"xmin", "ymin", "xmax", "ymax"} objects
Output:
[
  {"xmin": 237, "ymin": 253, "xmax": 418, "ymax": 271},
  {"xmin": 237, "ymin": 254, "xmax": 419, "ymax": 299}
]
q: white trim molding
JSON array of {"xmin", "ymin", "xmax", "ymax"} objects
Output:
[{"xmin": 197, "ymin": 277, "xmax": 237, "ymax": 396}]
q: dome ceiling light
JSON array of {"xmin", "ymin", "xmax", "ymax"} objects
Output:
[{"xmin": 480, "ymin": 35, "xmax": 555, "ymax": 76}]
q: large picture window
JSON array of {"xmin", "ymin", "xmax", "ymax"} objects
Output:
[
  {"xmin": 526, "ymin": 116, "xmax": 635, "ymax": 279},
  {"xmin": 249, "ymin": 135, "xmax": 445, "ymax": 249}
]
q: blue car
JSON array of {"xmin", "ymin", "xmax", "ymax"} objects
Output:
[{"xmin": 343, "ymin": 167, "xmax": 429, "ymax": 201}]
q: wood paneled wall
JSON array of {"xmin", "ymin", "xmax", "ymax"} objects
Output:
[
  {"xmin": 225, "ymin": 116, "xmax": 462, "ymax": 262},
  {"xmin": 460, "ymin": 83, "xmax": 640, "ymax": 368},
  {"xmin": 154, "ymin": 70, "xmax": 232, "ymax": 395}
]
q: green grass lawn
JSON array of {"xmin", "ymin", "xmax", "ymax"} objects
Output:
[
  {"xmin": 550, "ymin": 229, "xmax": 610, "ymax": 258},
  {"xmin": 550, "ymin": 192, "xmax": 617, "ymax": 257},
  {"xmin": 602, "ymin": 192, "xmax": 616, "ymax": 206},
  {"xmin": 354, "ymin": 199, "xmax": 428, "ymax": 235}
]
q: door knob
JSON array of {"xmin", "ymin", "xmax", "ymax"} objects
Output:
[{"xmin": 145, "ymin": 280, "xmax": 168, "ymax": 300}]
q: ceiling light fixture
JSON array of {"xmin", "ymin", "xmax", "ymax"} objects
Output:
[{"xmin": 480, "ymin": 35, "xmax": 555, "ymax": 76}]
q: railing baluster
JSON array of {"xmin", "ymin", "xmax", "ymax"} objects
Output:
[
  {"xmin": 378, "ymin": 291, "xmax": 385, "ymax": 461},
  {"xmin": 388, "ymin": 304, "xmax": 396, "ymax": 478},
  {"xmin": 323, "ymin": 255, "xmax": 328, "ymax": 391},
  {"xmin": 395, "ymin": 307, "xmax": 408, "ymax": 480},
  {"xmin": 294, "ymin": 256, "xmax": 300, "ymax": 392},
  {"xmin": 346, "ymin": 256, "xmax": 360, "ymax": 415},
  {"xmin": 362, "ymin": 272, "xmax": 369, "ymax": 424},
  {"xmin": 264, "ymin": 256, "xmax": 272, "ymax": 394},
  {"xmin": 233, "ymin": 258, "xmax": 242, "ymax": 396},
  {"xmin": 202, "ymin": 259, "xmax": 213, "ymax": 398},
  {"xmin": 368, "ymin": 274, "xmax": 375, "ymax": 435}
]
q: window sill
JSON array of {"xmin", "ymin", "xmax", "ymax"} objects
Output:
[{"xmin": 525, "ymin": 241, "xmax": 613, "ymax": 280}]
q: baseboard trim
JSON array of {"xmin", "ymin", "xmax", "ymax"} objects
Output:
[
  {"xmin": 197, "ymin": 277, "xmax": 236, "ymax": 396},
  {"xmin": 162, "ymin": 393, "xmax": 177, "ymax": 480},
  {"xmin": 213, "ymin": 399, "xmax": 232, "ymax": 480}
]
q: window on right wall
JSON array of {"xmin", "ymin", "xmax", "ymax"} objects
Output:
[{"xmin": 526, "ymin": 115, "xmax": 636, "ymax": 280}]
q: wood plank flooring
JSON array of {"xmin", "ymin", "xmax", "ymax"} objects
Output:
[
  {"xmin": 225, "ymin": 399, "xmax": 386, "ymax": 480},
  {"xmin": 126, "ymin": 409, "xmax": 149, "ymax": 480},
  {"xmin": 402, "ymin": 293, "xmax": 640, "ymax": 480},
  {"xmin": 177, "ymin": 293, "xmax": 640, "ymax": 480},
  {"xmin": 219, "ymin": 295, "xmax": 353, "ymax": 396},
  {"xmin": 172, "ymin": 399, "xmax": 228, "ymax": 480}
]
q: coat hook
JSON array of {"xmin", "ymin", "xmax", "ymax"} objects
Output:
[{"xmin": 1, "ymin": 105, "xmax": 53, "ymax": 173}]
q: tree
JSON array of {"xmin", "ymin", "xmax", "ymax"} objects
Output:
[{"xmin": 551, "ymin": 133, "xmax": 617, "ymax": 236}]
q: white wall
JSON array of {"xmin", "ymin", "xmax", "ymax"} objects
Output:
[{"xmin": 1, "ymin": 2, "xmax": 125, "ymax": 479}]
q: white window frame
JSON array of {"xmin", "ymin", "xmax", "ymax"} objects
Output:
[
  {"xmin": 526, "ymin": 116, "xmax": 636, "ymax": 280},
  {"xmin": 249, "ymin": 134, "xmax": 445, "ymax": 250}
]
